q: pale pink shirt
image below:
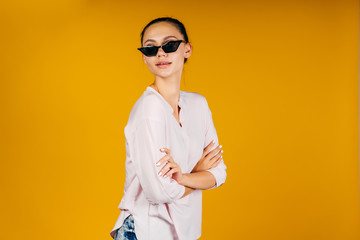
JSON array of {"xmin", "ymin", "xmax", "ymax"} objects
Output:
[{"xmin": 110, "ymin": 86, "xmax": 227, "ymax": 240}]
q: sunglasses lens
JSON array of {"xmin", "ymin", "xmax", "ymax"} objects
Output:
[
  {"xmin": 138, "ymin": 40, "xmax": 184, "ymax": 56},
  {"xmin": 139, "ymin": 46, "xmax": 158, "ymax": 56},
  {"xmin": 163, "ymin": 41, "xmax": 182, "ymax": 53}
]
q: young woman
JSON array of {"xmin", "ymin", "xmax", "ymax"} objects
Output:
[{"xmin": 110, "ymin": 17, "xmax": 227, "ymax": 240}]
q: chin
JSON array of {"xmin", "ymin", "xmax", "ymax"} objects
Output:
[
  {"xmin": 155, "ymin": 72, "xmax": 173, "ymax": 78},
  {"xmin": 149, "ymin": 68, "xmax": 172, "ymax": 78},
  {"xmin": 148, "ymin": 63, "xmax": 182, "ymax": 78}
]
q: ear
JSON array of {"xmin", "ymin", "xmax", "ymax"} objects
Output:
[{"xmin": 184, "ymin": 42, "xmax": 192, "ymax": 59}]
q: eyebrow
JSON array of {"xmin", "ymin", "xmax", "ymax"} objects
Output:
[{"xmin": 144, "ymin": 35, "xmax": 178, "ymax": 45}]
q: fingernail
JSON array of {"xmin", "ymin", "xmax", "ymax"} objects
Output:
[
  {"xmin": 221, "ymin": 150, "xmax": 223, "ymax": 153},
  {"xmin": 219, "ymin": 145, "xmax": 222, "ymax": 148},
  {"xmin": 156, "ymin": 162, "xmax": 160, "ymax": 166},
  {"xmin": 212, "ymin": 139, "xmax": 215, "ymax": 143},
  {"xmin": 160, "ymin": 148, "xmax": 164, "ymax": 151},
  {"xmin": 158, "ymin": 172, "xmax": 162, "ymax": 176}
]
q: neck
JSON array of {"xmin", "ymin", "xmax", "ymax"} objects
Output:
[{"xmin": 151, "ymin": 74, "xmax": 182, "ymax": 112}]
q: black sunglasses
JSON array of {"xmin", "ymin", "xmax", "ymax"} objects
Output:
[{"xmin": 137, "ymin": 40, "xmax": 186, "ymax": 57}]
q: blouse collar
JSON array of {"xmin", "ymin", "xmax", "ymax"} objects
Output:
[{"xmin": 146, "ymin": 86, "xmax": 184, "ymax": 113}]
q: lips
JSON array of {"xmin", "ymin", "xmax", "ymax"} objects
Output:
[{"xmin": 156, "ymin": 61, "xmax": 172, "ymax": 66}]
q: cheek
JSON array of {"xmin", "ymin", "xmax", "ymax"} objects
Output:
[
  {"xmin": 172, "ymin": 51, "xmax": 185, "ymax": 64},
  {"xmin": 145, "ymin": 58, "xmax": 156, "ymax": 69},
  {"xmin": 177, "ymin": 47, "xmax": 186, "ymax": 58}
]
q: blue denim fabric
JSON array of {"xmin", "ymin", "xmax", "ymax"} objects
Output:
[{"xmin": 114, "ymin": 214, "xmax": 138, "ymax": 240}]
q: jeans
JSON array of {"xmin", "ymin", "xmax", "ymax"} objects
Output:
[{"xmin": 114, "ymin": 214, "xmax": 138, "ymax": 240}]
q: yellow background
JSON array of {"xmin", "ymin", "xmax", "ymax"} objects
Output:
[{"xmin": 1, "ymin": 0, "xmax": 359, "ymax": 239}]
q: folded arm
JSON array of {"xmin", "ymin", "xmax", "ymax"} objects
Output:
[
  {"xmin": 180, "ymin": 96, "xmax": 228, "ymax": 191},
  {"xmin": 131, "ymin": 117, "xmax": 185, "ymax": 204}
]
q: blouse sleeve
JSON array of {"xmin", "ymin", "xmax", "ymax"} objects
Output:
[
  {"xmin": 130, "ymin": 117, "xmax": 185, "ymax": 204},
  {"xmin": 203, "ymin": 97, "xmax": 227, "ymax": 189}
]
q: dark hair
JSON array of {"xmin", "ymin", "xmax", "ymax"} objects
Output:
[{"xmin": 140, "ymin": 17, "xmax": 190, "ymax": 64}]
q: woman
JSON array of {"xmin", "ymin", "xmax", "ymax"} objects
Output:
[{"xmin": 110, "ymin": 17, "xmax": 227, "ymax": 240}]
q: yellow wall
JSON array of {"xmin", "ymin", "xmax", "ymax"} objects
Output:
[{"xmin": 0, "ymin": 0, "xmax": 359, "ymax": 239}]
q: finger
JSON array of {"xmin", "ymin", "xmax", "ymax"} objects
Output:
[
  {"xmin": 206, "ymin": 145, "xmax": 223, "ymax": 160},
  {"xmin": 210, "ymin": 147, "xmax": 223, "ymax": 161},
  {"xmin": 156, "ymin": 154, "xmax": 170, "ymax": 167},
  {"xmin": 209, "ymin": 152, "xmax": 222, "ymax": 166},
  {"xmin": 163, "ymin": 167, "xmax": 179, "ymax": 178},
  {"xmin": 206, "ymin": 139, "xmax": 216, "ymax": 148},
  {"xmin": 158, "ymin": 162, "xmax": 174, "ymax": 176},
  {"xmin": 203, "ymin": 140, "xmax": 216, "ymax": 156},
  {"xmin": 210, "ymin": 155, "xmax": 223, "ymax": 168},
  {"xmin": 160, "ymin": 147, "xmax": 171, "ymax": 155}
]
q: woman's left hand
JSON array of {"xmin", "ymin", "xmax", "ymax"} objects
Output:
[{"xmin": 156, "ymin": 148, "xmax": 184, "ymax": 185}]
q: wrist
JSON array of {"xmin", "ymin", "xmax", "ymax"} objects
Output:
[{"xmin": 179, "ymin": 173, "xmax": 190, "ymax": 186}]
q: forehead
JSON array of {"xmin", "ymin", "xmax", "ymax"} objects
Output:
[{"xmin": 142, "ymin": 22, "xmax": 182, "ymax": 44}]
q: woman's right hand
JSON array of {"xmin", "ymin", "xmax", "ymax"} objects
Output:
[
  {"xmin": 157, "ymin": 148, "xmax": 185, "ymax": 185},
  {"xmin": 191, "ymin": 140, "xmax": 223, "ymax": 173}
]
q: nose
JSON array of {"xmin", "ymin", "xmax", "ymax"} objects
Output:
[{"xmin": 157, "ymin": 46, "xmax": 167, "ymax": 57}]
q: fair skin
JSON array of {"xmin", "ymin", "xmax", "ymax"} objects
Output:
[{"xmin": 141, "ymin": 21, "xmax": 223, "ymax": 198}]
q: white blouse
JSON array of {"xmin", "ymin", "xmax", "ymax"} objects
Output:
[{"xmin": 110, "ymin": 86, "xmax": 227, "ymax": 240}]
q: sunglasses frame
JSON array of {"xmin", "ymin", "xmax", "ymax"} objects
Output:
[{"xmin": 137, "ymin": 40, "xmax": 186, "ymax": 57}]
